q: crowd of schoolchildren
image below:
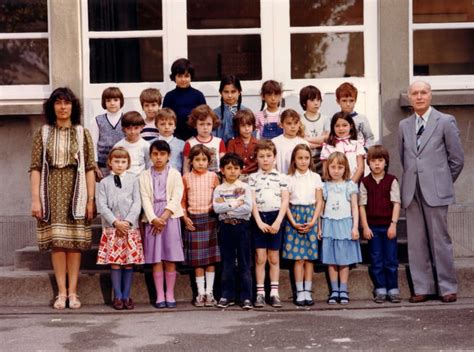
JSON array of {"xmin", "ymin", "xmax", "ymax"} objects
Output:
[{"xmin": 94, "ymin": 58, "xmax": 401, "ymax": 311}]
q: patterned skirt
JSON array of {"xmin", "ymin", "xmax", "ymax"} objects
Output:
[
  {"xmin": 282, "ymin": 204, "xmax": 318, "ymax": 260},
  {"xmin": 183, "ymin": 213, "xmax": 221, "ymax": 267},
  {"xmin": 36, "ymin": 166, "xmax": 91, "ymax": 251},
  {"xmin": 97, "ymin": 227, "xmax": 145, "ymax": 265}
]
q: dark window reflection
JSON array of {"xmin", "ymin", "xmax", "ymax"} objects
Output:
[
  {"xmin": 413, "ymin": 0, "xmax": 474, "ymax": 23},
  {"xmin": 88, "ymin": 0, "xmax": 162, "ymax": 31},
  {"xmin": 0, "ymin": 0, "xmax": 48, "ymax": 32},
  {"xmin": 90, "ymin": 38, "xmax": 163, "ymax": 83},
  {"xmin": 290, "ymin": 0, "xmax": 363, "ymax": 27},
  {"xmin": 187, "ymin": 0, "xmax": 260, "ymax": 29},
  {"xmin": 291, "ymin": 32, "xmax": 364, "ymax": 78},
  {"xmin": 413, "ymin": 29, "xmax": 474, "ymax": 75},
  {"xmin": 0, "ymin": 39, "xmax": 49, "ymax": 84},
  {"xmin": 188, "ymin": 35, "xmax": 261, "ymax": 81}
]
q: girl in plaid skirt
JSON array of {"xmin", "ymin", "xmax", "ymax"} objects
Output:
[{"xmin": 182, "ymin": 144, "xmax": 221, "ymax": 307}]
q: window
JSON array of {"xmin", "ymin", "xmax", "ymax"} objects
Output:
[
  {"xmin": 410, "ymin": 0, "xmax": 474, "ymax": 88},
  {"xmin": 0, "ymin": 0, "xmax": 50, "ymax": 98}
]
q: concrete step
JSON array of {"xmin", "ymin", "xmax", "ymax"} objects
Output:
[
  {"xmin": 13, "ymin": 238, "xmax": 409, "ymax": 271},
  {"xmin": 1, "ymin": 258, "xmax": 473, "ymax": 307}
]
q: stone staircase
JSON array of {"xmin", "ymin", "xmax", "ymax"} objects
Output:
[{"xmin": 2, "ymin": 219, "xmax": 473, "ymax": 307}]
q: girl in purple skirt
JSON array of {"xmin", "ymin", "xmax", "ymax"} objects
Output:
[{"xmin": 139, "ymin": 140, "xmax": 185, "ymax": 309}]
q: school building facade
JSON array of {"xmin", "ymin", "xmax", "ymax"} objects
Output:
[{"xmin": 1, "ymin": 0, "xmax": 473, "ymax": 265}]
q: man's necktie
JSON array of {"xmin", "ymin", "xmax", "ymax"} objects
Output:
[
  {"xmin": 416, "ymin": 117, "xmax": 424, "ymax": 150},
  {"xmin": 114, "ymin": 175, "xmax": 122, "ymax": 188}
]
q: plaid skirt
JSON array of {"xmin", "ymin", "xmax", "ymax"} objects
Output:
[
  {"xmin": 183, "ymin": 212, "xmax": 221, "ymax": 267},
  {"xmin": 97, "ymin": 227, "xmax": 145, "ymax": 265}
]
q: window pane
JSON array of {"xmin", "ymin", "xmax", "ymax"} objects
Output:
[
  {"xmin": 0, "ymin": 39, "xmax": 49, "ymax": 84},
  {"xmin": 187, "ymin": 0, "xmax": 260, "ymax": 29},
  {"xmin": 0, "ymin": 0, "xmax": 48, "ymax": 32},
  {"xmin": 291, "ymin": 32, "xmax": 364, "ymax": 78},
  {"xmin": 413, "ymin": 0, "xmax": 474, "ymax": 23},
  {"xmin": 188, "ymin": 35, "xmax": 261, "ymax": 81},
  {"xmin": 413, "ymin": 29, "xmax": 474, "ymax": 76},
  {"xmin": 88, "ymin": 0, "xmax": 162, "ymax": 31},
  {"xmin": 89, "ymin": 38, "xmax": 163, "ymax": 83},
  {"xmin": 290, "ymin": 0, "xmax": 363, "ymax": 27}
]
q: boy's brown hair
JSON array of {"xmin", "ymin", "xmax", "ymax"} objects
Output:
[
  {"xmin": 155, "ymin": 107, "xmax": 177, "ymax": 126},
  {"xmin": 121, "ymin": 111, "xmax": 145, "ymax": 128},
  {"xmin": 187, "ymin": 104, "xmax": 220, "ymax": 129},
  {"xmin": 280, "ymin": 108, "xmax": 305, "ymax": 138},
  {"xmin": 107, "ymin": 146, "xmax": 131, "ymax": 169},
  {"xmin": 232, "ymin": 109, "xmax": 256, "ymax": 134},
  {"xmin": 101, "ymin": 87, "xmax": 124, "ymax": 109},
  {"xmin": 299, "ymin": 85, "xmax": 322, "ymax": 110},
  {"xmin": 323, "ymin": 151, "xmax": 351, "ymax": 181},
  {"xmin": 335, "ymin": 82, "xmax": 358, "ymax": 100},
  {"xmin": 139, "ymin": 88, "xmax": 162, "ymax": 107},
  {"xmin": 366, "ymin": 145, "xmax": 390, "ymax": 172},
  {"xmin": 254, "ymin": 139, "xmax": 277, "ymax": 157},
  {"xmin": 188, "ymin": 144, "xmax": 212, "ymax": 165}
]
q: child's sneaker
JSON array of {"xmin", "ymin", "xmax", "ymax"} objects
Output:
[
  {"xmin": 254, "ymin": 294, "xmax": 266, "ymax": 308},
  {"xmin": 388, "ymin": 293, "xmax": 401, "ymax": 303},
  {"xmin": 217, "ymin": 298, "xmax": 234, "ymax": 308},
  {"xmin": 205, "ymin": 293, "xmax": 217, "ymax": 306},
  {"xmin": 374, "ymin": 293, "xmax": 386, "ymax": 304},
  {"xmin": 241, "ymin": 299, "xmax": 253, "ymax": 310},
  {"xmin": 270, "ymin": 295, "xmax": 282, "ymax": 308},
  {"xmin": 194, "ymin": 294, "xmax": 205, "ymax": 307}
]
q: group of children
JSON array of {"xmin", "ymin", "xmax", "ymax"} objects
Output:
[{"xmin": 93, "ymin": 58, "xmax": 401, "ymax": 311}]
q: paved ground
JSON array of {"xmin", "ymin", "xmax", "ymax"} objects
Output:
[{"xmin": 1, "ymin": 299, "xmax": 474, "ymax": 351}]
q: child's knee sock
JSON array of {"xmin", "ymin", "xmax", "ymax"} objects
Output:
[
  {"xmin": 331, "ymin": 281, "xmax": 339, "ymax": 293},
  {"xmin": 121, "ymin": 268, "xmax": 134, "ymax": 299},
  {"xmin": 196, "ymin": 276, "xmax": 205, "ymax": 296},
  {"xmin": 153, "ymin": 271, "xmax": 165, "ymax": 303},
  {"xmin": 205, "ymin": 271, "xmax": 215, "ymax": 295},
  {"xmin": 165, "ymin": 271, "xmax": 177, "ymax": 302},
  {"xmin": 111, "ymin": 268, "xmax": 123, "ymax": 300},
  {"xmin": 270, "ymin": 282, "xmax": 279, "ymax": 297}
]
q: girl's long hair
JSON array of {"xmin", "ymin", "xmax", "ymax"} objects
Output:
[
  {"xmin": 280, "ymin": 109, "xmax": 305, "ymax": 138},
  {"xmin": 288, "ymin": 144, "xmax": 313, "ymax": 176},
  {"xmin": 218, "ymin": 75, "xmax": 242, "ymax": 119},
  {"xmin": 326, "ymin": 111, "xmax": 357, "ymax": 146}
]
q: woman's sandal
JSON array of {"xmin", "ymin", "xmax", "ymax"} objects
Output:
[
  {"xmin": 68, "ymin": 294, "xmax": 82, "ymax": 309},
  {"xmin": 339, "ymin": 291, "xmax": 350, "ymax": 305},
  {"xmin": 327, "ymin": 291, "xmax": 339, "ymax": 305},
  {"xmin": 53, "ymin": 295, "xmax": 67, "ymax": 310}
]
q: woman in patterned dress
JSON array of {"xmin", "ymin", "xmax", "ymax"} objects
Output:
[{"xmin": 30, "ymin": 87, "xmax": 96, "ymax": 309}]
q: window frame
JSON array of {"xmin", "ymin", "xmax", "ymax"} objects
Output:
[
  {"xmin": 409, "ymin": 0, "xmax": 474, "ymax": 89},
  {"xmin": 0, "ymin": 0, "xmax": 52, "ymax": 100}
]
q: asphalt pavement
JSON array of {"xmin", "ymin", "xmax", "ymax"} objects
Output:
[{"xmin": 1, "ymin": 299, "xmax": 473, "ymax": 351}]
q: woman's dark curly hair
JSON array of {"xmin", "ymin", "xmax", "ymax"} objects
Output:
[{"xmin": 43, "ymin": 87, "xmax": 82, "ymax": 125}]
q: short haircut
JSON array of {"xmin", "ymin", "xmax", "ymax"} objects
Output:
[
  {"xmin": 43, "ymin": 87, "xmax": 82, "ymax": 126},
  {"xmin": 336, "ymin": 82, "xmax": 358, "ymax": 100},
  {"xmin": 107, "ymin": 146, "xmax": 131, "ymax": 169},
  {"xmin": 288, "ymin": 144, "xmax": 313, "ymax": 175},
  {"xmin": 232, "ymin": 109, "xmax": 256, "ymax": 134},
  {"xmin": 324, "ymin": 151, "xmax": 351, "ymax": 181},
  {"xmin": 101, "ymin": 87, "xmax": 124, "ymax": 109},
  {"xmin": 299, "ymin": 85, "xmax": 322, "ymax": 110},
  {"xmin": 155, "ymin": 107, "xmax": 177, "ymax": 126},
  {"xmin": 254, "ymin": 139, "xmax": 277, "ymax": 157},
  {"xmin": 149, "ymin": 139, "xmax": 171, "ymax": 155},
  {"xmin": 139, "ymin": 88, "xmax": 162, "ymax": 107},
  {"xmin": 187, "ymin": 104, "xmax": 220, "ymax": 129},
  {"xmin": 169, "ymin": 58, "xmax": 195, "ymax": 81},
  {"xmin": 188, "ymin": 144, "xmax": 212, "ymax": 164},
  {"xmin": 280, "ymin": 109, "xmax": 305, "ymax": 138},
  {"xmin": 121, "ymin": 111, "xmax": 145, "ymax": 128},
  {"xmin": 367, "ymin": 145, "xmax": 390, "ymax": 171},
  {"xmin": 220, "ymin": 152, "xmax": 244, "ymax": 169}
]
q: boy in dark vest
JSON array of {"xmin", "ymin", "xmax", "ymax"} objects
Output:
[{"xmin": 359, "ymin": 145, "xmax": 401, "ymax": 303}]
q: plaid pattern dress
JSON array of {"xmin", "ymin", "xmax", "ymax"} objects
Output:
[{"xmin": 182, "ymin": 170, "xmax": 221, "ymax": 267}]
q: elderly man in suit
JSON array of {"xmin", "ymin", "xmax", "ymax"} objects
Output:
[{"xmin": 398, "ymin": 80, "xmax": 464, "ymax": 303}]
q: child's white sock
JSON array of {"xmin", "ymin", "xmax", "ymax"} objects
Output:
[
  {"xmin": 196, "ymin": 276, "xmax": 205, "ymax": 296},
  {"xmin": 295, "ymin": 281, "xmax": 304, "ymax": 301},
  {"xmin": 256, "ymin": 284, "xmax": 265, "ymax": 297},
  {"xmin": 205, "ymin": 271, "xmax": 215, "ymax": 295},
  {"xmin": 270, "ymin": 281, "xmax": 279, "ymax": 297},
  {"xmin": 304, "ymin": 280, "xmax": 313, "ymax": 300}
]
